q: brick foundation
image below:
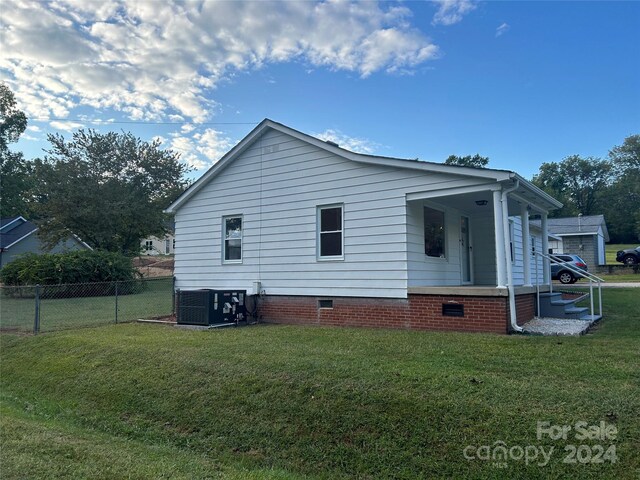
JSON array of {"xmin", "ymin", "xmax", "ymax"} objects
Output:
[
  {"xmin": 258, "ymin": 292, "xmax": 538, "ymax": 334},
  {"xmin": 515, "ymin": 293, "xmax": 536, "ymax": 327}
]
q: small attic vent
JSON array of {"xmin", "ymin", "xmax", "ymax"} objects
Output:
[{"xmin": 325, "ymin": 140, "xmax": 339, "ymax": 147}]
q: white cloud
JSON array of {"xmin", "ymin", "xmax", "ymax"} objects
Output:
[
  {"xmin": 495, "ymin": 23, "xmax": 510, "ymax": 37},
  {"xmin": 432, "ymin": 0, "xmax": 477, "ymax": 26},
  {"xmin": 169, "ymin": 128, "xmax": 236, "ymax": 171},
  {"xmin": 315, "ymin": 129, "xmax": 379, "ymax": 154},
  {"xmin": 49, "ymin": 120, "xmax": 84, "ymax": 131},
  {"xmin": 1, "ymin": 0, "xmax": 439, "ymax": 123},
  {"xmin": 27, "ymin": 125, "xmax": 41, "ymax": 132}
]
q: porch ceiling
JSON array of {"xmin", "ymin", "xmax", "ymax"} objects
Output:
[{"xmin": 408, "ymin": 187, "xmax": 550, "ymax": 216}]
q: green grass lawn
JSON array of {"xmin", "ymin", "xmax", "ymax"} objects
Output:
[
  {"xmin": 1, "ymin": 288, "xmax": 638, "ymax": 479},
  {"xmin": 0, "ymin": 277, "xmax": 173, "ymax": 333}
]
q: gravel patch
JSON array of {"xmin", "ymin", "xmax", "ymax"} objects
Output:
[{"xmin": 522, "ymin": 317, "xmax": 596, "ymax": 336}]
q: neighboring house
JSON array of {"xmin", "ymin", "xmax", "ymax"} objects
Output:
[
  {"xmin": 166, "ymin": 119, "xmax": 563, "ymax": 334},
  {"xmin": 141, "ymin": 233, "xmax": 175, "ymax": 256},
  {"xmin": 531, "ymin": 215, "xmax": 609, "ymax": 266},
  {"xmin": 0, "ymin": 216, "xmax": 92, "ymax": 269}
]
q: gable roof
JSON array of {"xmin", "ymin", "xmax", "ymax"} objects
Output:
[
  {"xmin": 0, "ymin": 218, "xmax": 38, "ymax": 249},
  {"xmin": 166, "ymin": 118, "xmax": 562, "ymax": 213},
  {"xmin": 530, "ymin": 215, "xmax": 610, "ymax": 241}
]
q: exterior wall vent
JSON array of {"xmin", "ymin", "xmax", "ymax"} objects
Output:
[
  {"xmin": 318, "ymin": 299, "xmax": 333, "ymax": 309},
  {"xmin": 442, "ymin": 303, "xmax": 464, "ymax": 317}
]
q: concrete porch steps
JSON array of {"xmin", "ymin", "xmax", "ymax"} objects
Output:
[
  {"xmin": 537, "ymin": 292, "xmax": 595, "ymax": 321},
  {"xmin": 524, "ymin": 291, "xmax": 602, "ymax": 335}
]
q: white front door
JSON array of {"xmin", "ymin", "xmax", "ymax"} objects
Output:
[{"xmin": 460, "ymin": 216, "xmax": 472, "ymax": 284}]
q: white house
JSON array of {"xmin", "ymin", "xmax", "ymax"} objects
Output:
[
  {"xmin": 166, "ymin": 119, "xmax": 563, "ymax": 334},
  {"xmin": 141, "ymin": 233, "xmax": 175, "ymax": 256}
]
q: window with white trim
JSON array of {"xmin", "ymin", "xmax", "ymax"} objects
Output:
[
  {"xmin": 145, "ymin": 240, "xmax": 153, "ymax": 251},
  {"xmin": 223, "ymin": 215, "xmax": 242, "ymax": 262},
  {"xmin": 318, "ymin": 205, "xmax": 343, "ymax": 259},
  {"xmin": 424, "ymin": 206, "xmax": 445, "ymax": 258}
]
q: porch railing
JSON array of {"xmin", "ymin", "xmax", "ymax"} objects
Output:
[{"xmin": 533, "ymin": 250, "xmax": 604, "ymax": 319}]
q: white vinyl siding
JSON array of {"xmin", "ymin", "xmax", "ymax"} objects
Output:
[{"xmin": 174, "ymin": 129, "xmax": 499, "ymax": 298}]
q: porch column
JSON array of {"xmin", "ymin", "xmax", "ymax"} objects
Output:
[
  {"xmin": 521, "ymin": 203, "xmax": 532, "ymax": 286},
  {"xmin": 541, "ymin": 212, "xmax": 550, "ymax": 283},
  {"xmin": 493, "ymin": 189, "xmax": 507, "ymax": 288}
]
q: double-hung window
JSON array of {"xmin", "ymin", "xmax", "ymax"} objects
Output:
[
  {"xmin": 318, "ymin": 205, "xmax": 343, "ymax": 260},
  {"xmin": 223, "ymin": 215, "xmax": 242, "ymax": 262}
]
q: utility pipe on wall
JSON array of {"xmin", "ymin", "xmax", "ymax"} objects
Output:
[{"xmin": 501, "ymin": 179, "xmax": 523, "ymax": 333}]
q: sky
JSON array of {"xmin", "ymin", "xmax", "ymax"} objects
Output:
[{"xmin": 2, "ymin": 0, "xmax": 639, "ymax": 180}]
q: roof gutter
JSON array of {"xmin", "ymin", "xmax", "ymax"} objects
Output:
[{"xmin": 501, "ymin": 179, "xmax": 524, "ymax": 333}]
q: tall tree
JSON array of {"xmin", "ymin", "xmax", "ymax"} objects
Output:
[
  {"xmin": 532, "ymin": 155, "xmax": 612, "ymax": 217},
  {"xmin": 603, "ymin": 134, "xmax": 640, "ymax": 242},
  {"xmin": 609, "ymin": 134, "xmax": 640, "ymax": 174},
  {"xmin": 444, "ymin": 154, "xmax": 489, "ymax": 168},
  {"xmin": 0, "ymin": 83, "xmax": 33, "ymax": 217},
  {"xmin": 33, "ymin": 129, "xmax": 191, "ymax": 254},
  {"xmin": 0, "ymin": 83, "xmax": 27, "ymax": 151}
]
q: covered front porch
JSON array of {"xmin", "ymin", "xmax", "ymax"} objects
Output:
[
  {"xmin": 405, "ymin": 179, "xmax": 557, "ymax": 290},
  {"xmin": 404, "ymin": 178, "xmax": 565, "ymax": 331}
]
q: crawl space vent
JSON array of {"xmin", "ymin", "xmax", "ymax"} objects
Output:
[{"xmin": 442, "ymin": 303, "xmax": 464, "ymax": 317}]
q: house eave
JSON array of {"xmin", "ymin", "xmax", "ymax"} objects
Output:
[
  {"xmin": 3, "ymin": 228, "xmax": 38, "ymax": 249},
  {"xmin": 166, "ymin": 119, "xmax": 562, "ymax": 214}
]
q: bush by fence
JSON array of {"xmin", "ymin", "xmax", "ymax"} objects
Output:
[
  {"xmin": 0, "ymin": 250, "xmax": 139, "ymax": 287},
  {"xmin": 0, "ymin": 276, "xmax": 174, "ymax": 334}
]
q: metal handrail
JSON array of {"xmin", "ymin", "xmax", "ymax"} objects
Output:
[{"xmin": 533, "ymin": 250, "xmax": 604, "ymax": 318}]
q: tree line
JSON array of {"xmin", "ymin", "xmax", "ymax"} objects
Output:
[
  {"xmin": 531, "ymin": 136, "xmax": 639, "ymax": 243},
  {"xmin": 1, "ymin": 83, "xmax": 191, "ymax": 254}
]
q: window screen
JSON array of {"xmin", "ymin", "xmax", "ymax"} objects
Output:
[
  {"xmin": 224, "ymin": 216, "xmax": 242, "ymax": 261},
  {"xmin": 319, "ymin": 205, "xmax": 343, "ymax": 258}
]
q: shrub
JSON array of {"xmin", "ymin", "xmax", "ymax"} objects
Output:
[{"xmin": 0, "ymin": 250, "xmax": 139, "ymax": 286}]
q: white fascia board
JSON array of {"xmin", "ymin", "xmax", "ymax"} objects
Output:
[
  {"xmin": 512, "ymin": 174, "xmax": 563, "ymax": 210},
  {"xmin": 165, "ymin": 119, "xmax": 274, "ymax": 213},
  {"xmin": 257, "ymin": 120, "xmax": 514, "ymax": 181},
  {"xmin": 0, "ymin": 216, "xmax": 27, "ymax": 232},
  {"xmin": 166, "ymin": 118, "xmax": 547, "ymax": 213},
  {"xmin": 3, "ymin": 228, "xmax": 38, "ymax": 249}
]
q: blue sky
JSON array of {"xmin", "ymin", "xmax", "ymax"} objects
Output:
[{"xmin": 3, "ymin": 0, "xmax": 639, "ymax": 179}]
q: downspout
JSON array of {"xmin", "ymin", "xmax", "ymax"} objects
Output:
[{"xmin": 501, "ymin": 179, "xmax": 523, "ymax": 333}]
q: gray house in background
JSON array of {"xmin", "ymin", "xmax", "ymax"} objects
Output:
[
  {"xmin": 531, "ymin": 215, "xmax": 609, "ymax": 266},
  {"xmin": 0, "ymin": 216, "xmax": 92, "ymax": 269}
]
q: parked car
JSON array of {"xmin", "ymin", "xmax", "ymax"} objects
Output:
[
  {"xmin": 615, "ymin": 246, "xmax": 640, "ymax": 265},
  {"xmin": 550, "ymin": 254, "xmax": 588, "ymax": 284}
]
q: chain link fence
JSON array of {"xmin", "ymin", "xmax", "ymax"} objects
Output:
[{"xmin": 0, "ymin": 277, "xmax": 174, "ymax": 334}]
